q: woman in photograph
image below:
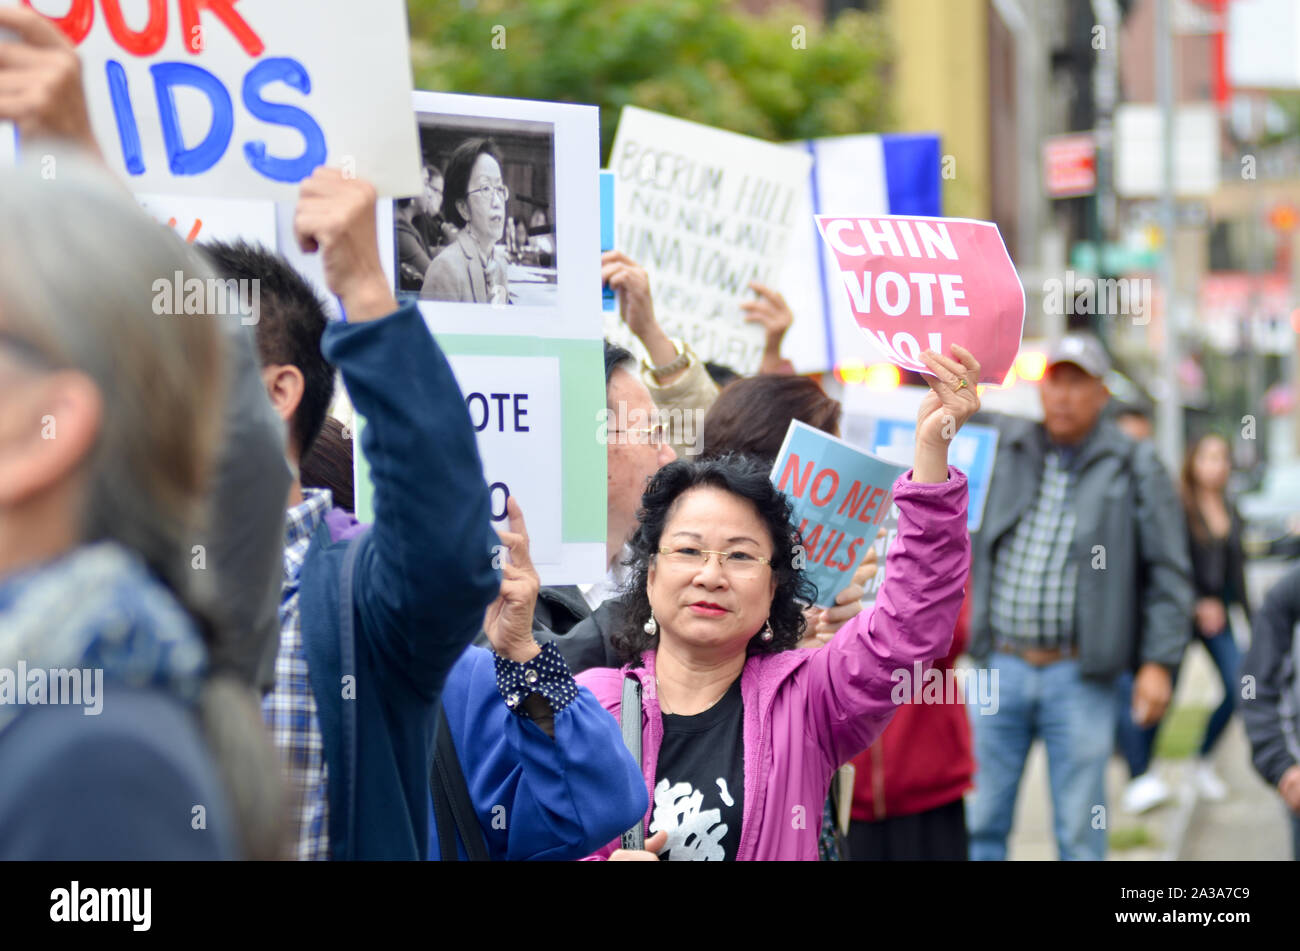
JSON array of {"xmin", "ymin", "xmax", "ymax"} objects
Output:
[{"xmin": 421, "ymin": 138, "xmax": 511, "ymax": 305}]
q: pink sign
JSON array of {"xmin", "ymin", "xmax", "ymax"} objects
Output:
[{"xmin": 815, "ymin": 215, "xmax": 1024, "ymax": 384}]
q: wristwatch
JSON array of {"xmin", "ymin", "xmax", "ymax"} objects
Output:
[{"xmin": 645, "ymin": 340, "xmax": 691, "ymax": 382}]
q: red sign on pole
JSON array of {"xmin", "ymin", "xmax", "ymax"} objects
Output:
[
  {"xmin": 815, "ymin": 215, "xmax": 1025, "ymax": 385},
  {"xmin": 1043, "ymin": 133, "xmax": 1097, "ymax": 198}
]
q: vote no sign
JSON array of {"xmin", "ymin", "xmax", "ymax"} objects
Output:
[{"xmin": 815, "ymin": 215, "xmax": 1024, "ymax": 385}]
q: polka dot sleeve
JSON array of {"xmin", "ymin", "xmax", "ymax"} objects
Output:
[{"xmin": 492, "ymin": 641, "xmax": 579, "ymax": 718}]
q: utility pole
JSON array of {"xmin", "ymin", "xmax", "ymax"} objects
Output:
[{"xmin": 1155, "ymin": 0, "xmax": 1184, "ymax": 473}]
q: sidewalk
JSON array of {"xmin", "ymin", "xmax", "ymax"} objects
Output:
[{"xmin": 1001, "ymin": 643, "xmax": 1291, "ymax": 860}]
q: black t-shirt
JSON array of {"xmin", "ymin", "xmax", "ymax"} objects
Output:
[{"xmin": 650, "ymin": 677, "xmax": 744, "ymax": 861}]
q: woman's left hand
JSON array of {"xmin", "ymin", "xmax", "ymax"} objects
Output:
[
  {"xmin": 913, "ymin": 344, "xmax": 982, "ymax": 483},
  {"xmin": 483, "ymin": 496, "xmax": 542, "ymax": 663}
]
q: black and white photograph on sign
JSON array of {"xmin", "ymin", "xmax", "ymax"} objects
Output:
[{"xmin": 394, "ymin": 112, "xmax": 558, "ymax": 308}]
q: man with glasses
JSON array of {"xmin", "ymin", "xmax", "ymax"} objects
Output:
[
  {"xmin": 513, "ymin": 341, "xmax": 679, "ymax": 671},
  {"xmin": 422, "ymin": 137, "xmax": 512, "ymax": 304}
]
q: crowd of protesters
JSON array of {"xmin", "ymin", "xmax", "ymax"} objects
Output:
[{"xmin": 3, "ymin": 4, "xmax": 1300, "ymax": 863}]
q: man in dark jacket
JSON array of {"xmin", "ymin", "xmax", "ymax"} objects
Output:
[
  {"xmin": 1240, "ymin": 563, "xmax": 1300, "ymax": 858},
  {"xmin": 207, "ymin": 169, "xmax": 501, "ymax": 860},
  {"xmin": 966, "ymin": 334, "xmax": 1193, "ymax": 861}
]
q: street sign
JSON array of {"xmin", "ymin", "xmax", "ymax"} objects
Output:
[{"xmin": 1043, "ymin": 133, "xmax": 1097, "ymax": 198}]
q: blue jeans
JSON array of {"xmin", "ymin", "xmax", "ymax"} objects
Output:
[
  {"xmin": 1115, "ymin": 624, "xmax": 1242, "ymax": 778},
  {"xmin": 967, "ymin": 652, "xmax": 1116, "ymax": 861}
]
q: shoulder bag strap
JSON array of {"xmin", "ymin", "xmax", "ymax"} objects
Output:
[
  {"xmin": 431, "ymin": 705, "xmax": 491, "ymax": 861},
  {"xmin": 619, "ymin": 674, "xmax": 645, "ymax": 851}
]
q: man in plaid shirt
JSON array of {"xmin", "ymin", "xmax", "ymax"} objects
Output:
[{"xmin": 965, "ymin": 334, "xmax": 1192, "ymax": 861}]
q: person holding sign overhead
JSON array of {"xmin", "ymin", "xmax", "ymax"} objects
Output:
[
  {"xmin": 421, "ymin": 138, "xmax": 511, "ymax": 305},
  {"xmin": 576, "ymin": 344, "xmax": 981, "ymax": 861}
]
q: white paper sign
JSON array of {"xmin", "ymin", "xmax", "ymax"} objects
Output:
[
  {"xmin": 608, "ymin": 107, "xmax": 812, "ymax": 374},
  {"xmin": 445, "ymin": 354, "xmax": 563, "ymax": 567},
  {"xmin": 8, "ymin": 0, "xmax": 421, "ymax": 199}
]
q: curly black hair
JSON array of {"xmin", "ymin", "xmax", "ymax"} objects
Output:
[{"xmin": 610, "ymin": 453, "xmax": 818, "ymax": 666}]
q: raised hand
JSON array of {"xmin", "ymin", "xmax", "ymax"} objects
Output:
[
  {"xmin": 0, "ymin": 6, "xmax": 98, "ymax": 154},
  {"xmin": 482, "ymin": 496, "xmax": 542, "ymax": 664},
  {"xmin": 912, "ymin": 344, "xmax": 981, "ymax": 484},
  {"xmin": 742, "ymin": 282, "xmax": 795, "ymax": 375},
  {"xmin": 293, "ymin": 168, "xmax": 396, "ymax": 323},
  {"xmin": 602, "ymin": 250, "xmax": 682, "ymax": 379}
]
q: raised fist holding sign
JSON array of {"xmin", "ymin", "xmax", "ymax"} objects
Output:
[{"xmin": 912, "ymin": 343, "xmax": 981, "ymax": 484}]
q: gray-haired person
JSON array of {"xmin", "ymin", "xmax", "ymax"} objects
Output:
[{"xmin": 0, "ymin": 152, "xmax": 245, "ymax": 858}]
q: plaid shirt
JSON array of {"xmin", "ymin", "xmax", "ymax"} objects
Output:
[
  {"xmin": 262, "ymin": 487, "xmax": 333, "ymax": 861},
  {"xmin": 989, "ymin": 450, "xmax": 1078, "ymax": 650}
]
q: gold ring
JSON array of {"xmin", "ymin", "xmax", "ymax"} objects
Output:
[{"xmin": 957, "ymin": 377, "xmax": 969, "ymax": 389}]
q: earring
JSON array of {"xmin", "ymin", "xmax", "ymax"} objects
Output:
[
  {"xmin": 760, "ymin": 619, "xmax": 774, "ymax": 642},
  {"xmin": 644, "ymin": 612, "xmax": 659, "ymax": 636}
]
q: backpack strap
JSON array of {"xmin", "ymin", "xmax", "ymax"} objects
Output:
[
  {"xmin": 336, "ymin": 529, "xmax": 368, "ymax": 861},
  {"xmin": 431, "ymin": 703, "xmax": 491, "ymax": 861},
  {"xmin": 619, "ymin": 673, "xmax": 645, "ymax": 851}
]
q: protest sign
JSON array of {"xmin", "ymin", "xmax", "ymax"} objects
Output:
[
  {"xmin": 608, "ymin": 107, "xmax": 812, "ymax": 374},
  {"xmin": 9, "ymin": 0, "xmax": 421, "ymax": 199},
  {"xmin": 393, "ymin": 91, "xmax": 601, "ymax": 342},
  {"xmin": 352, "ymin": 337, "xmax": 606, "ymax": 585},
  {"xmin": 600, "ymin": 169, "xmax": 615, "ymax": 312},
  {"xmin": 770, "ymin": 420, "xmax": 908, "ymax": 609},
  {"xmin": 845, "ymin": 415, "xmax": 999, "ymax": 533},
  {"xmin": 446, "ymin": 354, "xmax": 563, "ymax": 566},
  {"xmin": 815, "ymin": 215, "xmax": 1024, "ymax": 384},
  {"xmin": 352, "ymin": 92, "xmax": 606, "ymax": 584}
]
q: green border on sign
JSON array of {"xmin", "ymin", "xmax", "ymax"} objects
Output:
[{"xmin": 355, "ymin": 334, "xmax": 606, "ymax": 544}]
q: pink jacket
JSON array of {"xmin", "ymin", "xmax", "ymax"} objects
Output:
[{"xmin": 576, "ymin": 468, "xmax": 970, "ymax": 860}]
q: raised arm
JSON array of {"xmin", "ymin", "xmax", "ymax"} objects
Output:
[
  {"xmin": 296, "ymin": 168, "xmax": 500, "ymax": 692},
  {"xmin": 798, "ymin": 345, "xmax": 979, "ymax": 768},
  {"xmin": 436, "ymin": 502, "xmax": 647, "ymax": 859}
]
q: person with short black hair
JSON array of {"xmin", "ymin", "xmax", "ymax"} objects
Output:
[
  {"xmin": 209, "ymin": 170, "xmax": 502, "ymax": 860},
  {"xmin": 576, "ymin": 344, "xmax": 982, "ymax": 860},
  {"xmin": 421, "ymin": 138, "xmax": 510, "ymax": 304}
]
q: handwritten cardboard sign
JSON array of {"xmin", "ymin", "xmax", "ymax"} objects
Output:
[
  {"xmin": 815, "ymin": 215, "xmax": 1024, "ymax": 384},
  {"xmin": 770, "ymin": 420, "xmax": 908, "ymax": 608},
  {"xmin": 10, "ymin": 0, "xmax": 421, "ymax": 199},
  {"xmin": 609, "ymin": 107, "xmax": 811, "ymax": 374}
]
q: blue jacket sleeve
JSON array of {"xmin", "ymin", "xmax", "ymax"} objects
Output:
[
  {"xmin": 321, "ymin": 304, "xmax": 501, "ymax": 697},
  {"xmin": 433, "ymin": 646, "xmax": 648, "ymax": 861}
]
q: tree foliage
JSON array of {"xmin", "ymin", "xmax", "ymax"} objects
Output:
[{"xmin": 407, "ymin": 0, "xmax": 893, "ymax": 160}]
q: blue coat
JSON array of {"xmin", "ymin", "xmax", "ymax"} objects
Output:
[
  {"xmin": 429, "ymin": 646, "xmax": 648, "ymax": 860},
  {"xmin": 298, "ymin": 303, "xmax": 501, "ymax": 861}
]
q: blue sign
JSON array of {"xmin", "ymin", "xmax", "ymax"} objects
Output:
[
  {"xmin": 600, "ymin": 170, "xmax": 616, "ymax": 312},
  {"xmin": 868, "ymin": 418, "xmax": 999, "ymax": 533},
  {"xmin": 771, "ymin": 421, "xmax": 908, "ymax": 608}
]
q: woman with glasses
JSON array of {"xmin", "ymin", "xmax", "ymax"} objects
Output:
[
  {"xmin": 576, "ymin": 345, "xmax": 982, "ymax": 860},
  {"xmin": 421, "ymin": 137, "xmax": 512, "ymax": 305}
]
